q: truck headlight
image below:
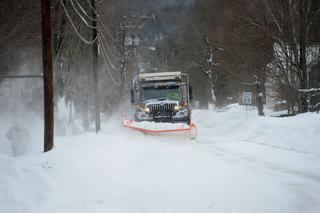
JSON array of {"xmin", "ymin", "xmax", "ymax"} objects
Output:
[
  {"xmin": 174, "ymin": 105, "xmax": 181, "ymax": 111},
  {"xmin": 143, "ymin": 107, "xmax": 150, "ymax": 113}
]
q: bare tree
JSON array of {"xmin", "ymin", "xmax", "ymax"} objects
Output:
[{"xmin": 243, "ymin": 0, "xmax": 320, "ymax": 113}]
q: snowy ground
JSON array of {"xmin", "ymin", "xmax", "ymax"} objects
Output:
[{"xmin": 1, "ymin": 104, "xmax": 320, "ymax": 213}]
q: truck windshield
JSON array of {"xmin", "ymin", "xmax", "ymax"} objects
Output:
[{"xmin": 141, "ymin": 85, "xmax": 182, "ymax": 101}]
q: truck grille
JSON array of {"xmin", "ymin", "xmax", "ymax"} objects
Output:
[{"xmin": 149, "ymin": 103, "xmax": 176, "ymax": 113}]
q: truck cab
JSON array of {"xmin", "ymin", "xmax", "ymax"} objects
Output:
[{"xmin": 130, "ymin": 72, "xmax": 193, "ymax": 124}]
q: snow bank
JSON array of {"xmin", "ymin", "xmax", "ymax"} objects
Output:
[
  {"xmin": 193, "ymin": 104, "xmax": 320, "ymax": 155},
  {"xmin": 0, "ymin": 154, "xmax": 54, "ymax": 213},
  {"xmin": 1, "ymin": 104, "xmax": 320, "ymax": 213}
]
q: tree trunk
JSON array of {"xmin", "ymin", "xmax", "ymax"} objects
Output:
[
  {"xmin": 255, "ymin": 81, "xmax": 265, "ymax": 116},
  {"xmin": 298, "ymin": 0, "xmax": 308, "ymax": 113}
]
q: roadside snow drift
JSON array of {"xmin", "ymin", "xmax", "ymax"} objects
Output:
[{"xmin": 1, "ymin": 104, "xmax": 320, "ymax": 213}]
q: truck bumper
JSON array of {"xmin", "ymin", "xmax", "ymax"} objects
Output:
[{"xmin": 135, "ymin": 115, "xmax": 190, "ymax": 124}]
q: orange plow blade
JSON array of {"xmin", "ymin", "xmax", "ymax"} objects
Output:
[{"xmin": 121, "ymin": 118, "xmax": 197, "ymax": 140}]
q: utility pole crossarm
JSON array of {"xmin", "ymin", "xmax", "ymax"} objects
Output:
[{"xmin": 0, "ymin": 75, "xmax": 43, "ymax": 79}]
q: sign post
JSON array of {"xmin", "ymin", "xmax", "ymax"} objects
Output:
[{"xmin": 242, "ymin": 92, "xmax": 252, "ymax": 120}]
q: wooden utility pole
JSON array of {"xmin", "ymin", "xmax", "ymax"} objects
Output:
[
  {"xmin": 119, "ymin": 17, "xmax": 126, "ymax": 98},
  {"xmin": 92, "ymin": 0, "xmax": 101, "ymax": 132},
  {"xmin": 41, "ymin": 0, "xmax": 54, "ymax": 152},
  {"xmin": 118, "ymin": 15, "xmax": 153, "ymax": 98}
]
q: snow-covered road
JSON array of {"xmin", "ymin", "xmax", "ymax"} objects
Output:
[{"xmin": 1, "ymin": 105, "xmax": 320, "ymax": 213}]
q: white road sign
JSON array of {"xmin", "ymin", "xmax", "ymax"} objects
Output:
[{"xmin": 242, "ymin": 92, "xmax": 253, "ymax": 105}]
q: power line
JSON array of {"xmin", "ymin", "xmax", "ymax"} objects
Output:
[
  {"xmin": 98, "ymin": 25, "xmax": 120, "ymax": 61},
  {"xmin": 59, "ymin": 0, "xmax": 98, "ymax": 44},
  {"xmin": 69, "ymin": 0, "xmax": 97, "ymax": 29},
  {"xmin": 60, "ymin": 0, "xmax": 123, "ymax": 86},
  {"xmin": 98, "ymin": 18, "xmax": 124, "ymax": 49},
  {"xmin": 98, "ymin": 36, "xmax": 123, "ymax": 86},
  {"xmin": 98, "ymin": 35, "xmax": 122, "ymax": 83},
  {"xmin": 84, "ymin": 0, "xmax": 124, "ymax": 49},
  {"xmin": 54, "ymin": 33, "xmax": 66, "ymax": 65},
  {"xmin": 98, "ymin": 28, "xmax": 121, "ymax": 69},
  {"xmin": 74, "ymin": 0, "xmax": 123, "ymax": 55},
  {"xmin": 74, "ymin": 0, "xmax": 97, "ymax": 21},
  {"xmin": 98, "ymin": 34, "xmax": 120, "ymax": 71}
]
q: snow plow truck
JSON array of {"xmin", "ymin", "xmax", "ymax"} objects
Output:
[{"xmin": 121, "ymin": 71, "xmax": 197, "ymax": 139}]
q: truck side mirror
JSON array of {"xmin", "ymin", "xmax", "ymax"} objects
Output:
[
  {"xmin": 189, "ymin": 86, "xmax": 193, "ymax": 101},
  {"xmin": 130, "ymin": 89, "xmax": 135, "ymax": 104}
]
